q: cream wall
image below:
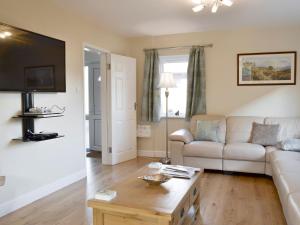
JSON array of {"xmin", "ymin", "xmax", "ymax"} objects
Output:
[
  {"xmin": 129, "ymin": 27, "xmax": 300, "ymax": 155},
  {"xmin": 0, "ymin": 0, "xmax": 130, "ymax": 214}
]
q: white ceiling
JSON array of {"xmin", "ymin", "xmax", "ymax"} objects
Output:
[{"xmin": 52, "ymin": 0, "xmax": 300, "ymax": 37}]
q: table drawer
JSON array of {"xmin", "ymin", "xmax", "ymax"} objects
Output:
[
  {"xmin": 173, "ymin": 196, "xmax": 190, "ymax": 225},
  {"xmin": 189, "ymin": 182, "xmax": 199, "ymax": 206},
  {"xmin": 103, "ymin": 213, "xmax": 156, "ymax": 225}
]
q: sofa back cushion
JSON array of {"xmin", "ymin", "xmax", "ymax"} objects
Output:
[
  {"xmin": 226, "ymin": 116, "xmax": 264, "ymax": 143},
  {"xmin": 191, "ymin": 115, "xmax": 226, "ymax": 143},
  {"xmin": 265, "ymin": 117, "xmax": 300, "ymax": 141}
]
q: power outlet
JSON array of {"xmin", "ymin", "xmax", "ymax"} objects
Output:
[{"xmin": 137, "ymin": 125, "xmax": 151, "ymax": 138}]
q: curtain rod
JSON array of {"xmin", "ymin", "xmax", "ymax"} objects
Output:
[{"xmin": 143, "ymin": 44, "xmax": 213, "ymax": 51}]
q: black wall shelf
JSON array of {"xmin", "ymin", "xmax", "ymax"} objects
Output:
[
  {"xmin": 13, "ymin": 135, "xmax": 65, "ymax": 142},
  {"xmin": 13, "ymin": 93, "xmax": 64, "ymax": 142},
  {"xmin": 13, "ymin": 114, "xmax": 64, "ymax": 119}
]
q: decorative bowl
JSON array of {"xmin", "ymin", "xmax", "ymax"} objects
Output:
[{"xmin": 138, "ymin": 174, "xmax": 172, "ymax": 185}]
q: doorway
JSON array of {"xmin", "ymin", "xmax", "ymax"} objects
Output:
[
  {"xmin": 83, "ymin": 45, "xmax": 137, "ymax": 165},
  {"xmin": 84, "ymin": 46, "xmax": 102, "ymax": 159}
]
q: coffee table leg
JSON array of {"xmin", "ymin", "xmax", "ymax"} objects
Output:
[
  {"xmin": 93, "ymin": 209, "xmax": 104, "ymax": 225},
  {"xmin": 158, "ymin": 218, "xmax": 170, "ymax": 225}
]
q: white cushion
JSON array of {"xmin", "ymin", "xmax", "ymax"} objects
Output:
[
  {"xmin": 287, "ymin": 192, "xmax": 300, "ymax": 225},
  {"xmin": 224, "ymin": 143, "xmax": 265, "ymax": 162},
  {"xmin": 183, "ymin": 141, "xmax": 224, "ymax": 159},
  {"xmin": 265, "ymin": 146, "xmax": 280, "ymax": 163},
  {"xmin": 265, "ymin": 117, "xmax": 300, "ymax": 142},
  {"xmin": 226, "ymin": 116, "xmax": 264, "ymax": 143}
]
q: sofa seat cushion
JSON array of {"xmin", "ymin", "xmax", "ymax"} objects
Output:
[
  {"xmin": 287, "ymin": 192, "xmax": 300, "ymax": 225},
  {"xmin": 224, "ymin": 143, "xmax": 265, "ymax": 162},
  {"xmin": 271, "ymin": 150, "xmax": 300, "ymax": 162},
  {"xmin": 265, "ymin": 146, "xmax": 280, "ymax": 163},
  {"xmin": 272, "ymin": 159, "xmax": 300, "ymax": 176},
  {"xmin": 183, "ymin": 141, "xmax": 224, "ymax": 159},
  {"xmin": 277, "ymin": 173, "xmax": 300, "ymax": 202}
]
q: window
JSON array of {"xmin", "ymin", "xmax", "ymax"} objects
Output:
[{"xmin": 159, "ymin": 55, "xmax": 189, "ymax": 118}]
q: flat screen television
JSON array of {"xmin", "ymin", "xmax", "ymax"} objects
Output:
[{"xmin": 0, "ymin": 22, "xmax": 66, "ymax": 92}]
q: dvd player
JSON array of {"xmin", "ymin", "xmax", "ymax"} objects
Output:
[{"xmin": 26, "ymin": 131, "xmax": 58, "ymax": 141}]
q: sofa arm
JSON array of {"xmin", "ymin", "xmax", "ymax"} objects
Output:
[
  {"xmin": 170, "ymin": 141, "xmax": 184, "ymax": 165},
  {"xmin": 169, "ymin": 129, "xmax": 194, "ymax": 144}
]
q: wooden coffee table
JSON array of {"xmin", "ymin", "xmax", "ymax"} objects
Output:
[{"xmin": 88, "ymin": 166, "xmax": 203, "ymax": 225}]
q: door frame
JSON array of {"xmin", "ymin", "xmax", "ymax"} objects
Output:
[{"xmin": 82, "ymin": 43, "xmax": 111, "ymax": 164}]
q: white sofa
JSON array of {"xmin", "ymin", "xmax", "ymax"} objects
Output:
[
  {"xmin": 271, "ymin": 151, "xmax": 300, "ymax": 225},
  {"xmin": 169, "ymin": 115, "xmax": 300, "ymax": 225}
]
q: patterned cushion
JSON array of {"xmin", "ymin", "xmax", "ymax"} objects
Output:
[
  {"xmin": 195, "ymin": 120, "xmax": 219, "ymax": 142},
  {"xmin": 251, "ymin": 122, "xmax": 279, "ymax": 146},
  {"xmin": 191, "ymin": 115, "xmax": 226, "ymax": 143},
  {"xmin": 278, "ymin": 139, "xmax": 300, "ymax": 151}
]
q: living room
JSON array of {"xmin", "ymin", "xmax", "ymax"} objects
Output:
[{"xmin": 0, "ymin": 0, "xmax": 300, "ymax": 225}]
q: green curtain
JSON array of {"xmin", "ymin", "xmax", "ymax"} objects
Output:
[
  {"xmin": 185, "ymin": 46, "xmax": 206, "ymax": 120},
  {"xmin": 141, "ymin": 49, "xmax": 161, "ymax": 122}
]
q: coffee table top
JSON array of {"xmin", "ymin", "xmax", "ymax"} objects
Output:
[{"xmin": 88, "ymin": 165, "xmax": 203, "ymax": 219}]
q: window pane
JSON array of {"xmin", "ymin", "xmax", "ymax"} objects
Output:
[
  {"xmin": 159, "ymin": 55, "xmax": 188, "ymax": 118},
  {"xmin": 163, "ymin": 62, "xmax": 188, "ymax": 73}
]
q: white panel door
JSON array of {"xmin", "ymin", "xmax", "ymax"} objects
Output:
[
  {"xmin": 110, "ymin": 54, "xmax": 137, "ymax": 165},
  {"xmin": 86, "ymin": 65, "xmax": 102, "ymax": 151}
]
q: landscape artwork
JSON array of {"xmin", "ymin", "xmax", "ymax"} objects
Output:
[{"xmin": 238, "ymin": 52, "xmax": 296, "ymax": 85}]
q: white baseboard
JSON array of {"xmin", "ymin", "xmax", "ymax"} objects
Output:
[
  {"xmin": 138, "ymin": 150, "xmax": 170, "ymax": 158},
  {"xmin": 0, "ymin": 169, "xmax": 86, "ymax": 218}
]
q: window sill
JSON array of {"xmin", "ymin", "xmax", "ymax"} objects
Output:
[{"xmin": 160, "ymin": 115, "xmax": 185, "ymax": 119}]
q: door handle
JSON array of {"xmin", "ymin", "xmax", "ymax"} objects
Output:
[{"xmin": 134, "ymin": 102, "xmax": 137, "ymax": 111}]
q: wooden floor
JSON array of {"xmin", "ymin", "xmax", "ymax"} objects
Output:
[{"xmin": 0, "ymin": 157, "xmax": 287, "ymax": 225}]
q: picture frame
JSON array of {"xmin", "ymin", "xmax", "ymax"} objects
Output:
[{"xmin": 237, "ymin": 51, "xmax": 297, "ymax": 86}]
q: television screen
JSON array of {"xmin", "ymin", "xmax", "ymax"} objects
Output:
[{"xmin": 0, "ymin": 23, "xmax": 66, "ymax": 92}]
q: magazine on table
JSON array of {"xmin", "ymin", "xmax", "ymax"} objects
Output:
[{"xmin": 160, "ymin": 165, "xmax": 201, "ymax": 179}]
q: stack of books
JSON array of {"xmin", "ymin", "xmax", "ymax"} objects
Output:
[
  {"xmin": 95, "ymin": 190, "xmax": 117, "ymax": 201},
  {"xmin": 160, "ymin": 165, "xmax": 200, "ymax": 179}
]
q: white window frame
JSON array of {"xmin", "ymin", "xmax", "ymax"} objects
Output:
[{"xmin": 159, "ymin": 55, "xmax": 189, "ymax": 119}]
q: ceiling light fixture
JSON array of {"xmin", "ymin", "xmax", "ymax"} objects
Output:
[
  {"xmin": 192, "ymin": 0, "xmax": 202, "ymax": 3},
  {"xmin": 0, "ymin": 31, "xmax": 12, "ymax": 39},
  {"xmin": 211, "ymin": 2, "xmax": 219, "ymax": 13},
  {"xmin": 3, "ymin": 31, "xmax": 12, "ymax": 36},
  {"xmin": 192, "ymin": 0, "xmax": 233, "ymax": 13},
  {"xmin": 192, "ymin": 4, "xmax": 205, "ymax": 12}
]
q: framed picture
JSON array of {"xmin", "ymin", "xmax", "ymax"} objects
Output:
[{"xmin": 237, "ymin": 51, "xmax": 297, "ymax": 86}]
